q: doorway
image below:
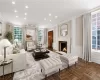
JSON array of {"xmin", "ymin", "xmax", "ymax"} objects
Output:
[{"xmin": 48, "ymin": 31, "xmax": 53, "ymax": 49}]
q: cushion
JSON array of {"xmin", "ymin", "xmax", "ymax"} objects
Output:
[{"xmin": 40, "ymin": 57, "xmax": 62, "ymax": 70}]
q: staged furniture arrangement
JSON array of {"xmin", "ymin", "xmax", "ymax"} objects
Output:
[
  {"xmin": 12, "ymin": 49, "xmax": 78, "ymax": 80},
  {"xmin": 0, "ymin": 38, "xmax": 78, "ymax": 80}
]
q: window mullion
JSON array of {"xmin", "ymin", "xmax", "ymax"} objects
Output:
[{"xmin": 96, "ymin": 13, "xmax": 97, "ymax": 50}]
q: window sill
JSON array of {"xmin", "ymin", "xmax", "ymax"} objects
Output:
[{"xmin": 91, "ymin": 49, "xmax": 100, "ymax": 53}]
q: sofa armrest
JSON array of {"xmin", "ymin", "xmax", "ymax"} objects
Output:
[{"xmin": 0, "ymin": 53, "xmax": 27, "ymax": 76}]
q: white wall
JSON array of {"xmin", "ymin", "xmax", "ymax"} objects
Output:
[
  {"xmin": 47, "ymin": 16, "xmax": 83, "ymax": 58},
  {"xmin": 47, "ymin": 21, "xmax": 71, "ymax": 53},
  {"xmin": 0, "ymin": 13, "xmax": 6, "ymax": 39},
  {"xmin": 71, "ymin": 16, "xmax": 83, "ymax": 58}
]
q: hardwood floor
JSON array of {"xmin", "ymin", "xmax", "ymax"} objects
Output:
[{"xmin": 1, "ymin": 59, "xmax": 100, "ymax": 80}]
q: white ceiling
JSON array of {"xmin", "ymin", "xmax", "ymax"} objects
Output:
[{"xmin": 0, "ymin": 0, "xmax": 100, "ymax": 27}]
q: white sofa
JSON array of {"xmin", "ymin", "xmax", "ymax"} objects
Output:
[{"xmin": 0, "ymin": 49, "xmax": 27, "ymax": 76}]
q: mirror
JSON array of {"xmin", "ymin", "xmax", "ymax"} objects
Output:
[{"xmin": 60, "ymin": 24, "xmax": 68, "ymax": 36}]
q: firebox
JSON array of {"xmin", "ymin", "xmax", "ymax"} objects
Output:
[{"xmin": 59, "ymin": 41, "xmax": 67, "ymax": 53}]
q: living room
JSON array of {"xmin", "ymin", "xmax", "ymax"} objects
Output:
[{"xmin": 0, "ymin": 0, "xmax": 100, "ymax": 80}]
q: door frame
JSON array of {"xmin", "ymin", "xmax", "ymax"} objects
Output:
[{"xmin": 48, "ymin": 30, "xmax": 53, "ymax": 49}]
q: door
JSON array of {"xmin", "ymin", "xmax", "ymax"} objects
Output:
[{"xmin": 48, "ymin": 31, "xmax": 53, "ymax": 49}]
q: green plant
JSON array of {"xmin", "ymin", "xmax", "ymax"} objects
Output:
[{"xmin": 5, "ymin": 32, "xmax": 13, "ymax": 42}]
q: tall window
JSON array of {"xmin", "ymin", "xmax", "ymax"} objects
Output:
[
  {"xmin": 91, "ymin": 10, "xmax": 100, "ymax": 50},
  {"xmin": 38, "ymin": 28, "xmax": 44, "ymax": 44},
  {"xmin": 14, "ymin": 26, "xmax": 22, "ymax": 42}
]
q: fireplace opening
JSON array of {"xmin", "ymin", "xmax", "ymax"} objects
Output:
[{"xmin": 59, "ymin": 41, "xmax": 67, "ymax": 53}]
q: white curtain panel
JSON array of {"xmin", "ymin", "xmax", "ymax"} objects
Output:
[
  {"xmin": 83, "ymin": 13, "xmax": 91, "ymax": 61},
  {"xmin": 44, "ymin": 29, "xmax": 47, "ymax": 44}
]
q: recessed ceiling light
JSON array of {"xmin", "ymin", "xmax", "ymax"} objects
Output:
[
  {"xmin": 25, "ymin": 13, "xmax": 27, "ymax": 15},
  {"xmin": 24, "ymin": 18, "xmax": 26, "ymax": 20},
  {"xmin": 25, "ymin": 6, "xmax": 29, "ymax": 8},
  {"xmin": 14, "ymin": 10, "xmax": 17, "ymax": 13},
  {"xmin": 44, "ymin": 18, "xmax": 46, "ymax": 20},
  {"xmin": 16, "ymin": 16, "xmax": 18, "ymax": 18},
  {"xmin": 55, "ymin": 16, "xmax": 58, "ymax": 18},
  {"xmin": 12, "ymin": 1, "xmax": 15, "ymax": 4},
  {"xmin": 49, "ymin": 13, "xmax": 51, "ymax": 16},
  {"xmin": 50, "ymin": 20, "xmax": 51, "ymax": 22}
]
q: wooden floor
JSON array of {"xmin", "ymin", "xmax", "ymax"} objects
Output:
[{"xmin": 1, "ymin": 59, "xmax": 100, "ymax": 80}]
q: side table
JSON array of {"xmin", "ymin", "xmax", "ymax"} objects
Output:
[{"xmin": 0, "ymin": 59, "xmax": 13, "ymax": 80}]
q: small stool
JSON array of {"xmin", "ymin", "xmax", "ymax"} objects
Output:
[{"xmin": 39, "ymin": 57, "xmax": 62, "ymax": 80}]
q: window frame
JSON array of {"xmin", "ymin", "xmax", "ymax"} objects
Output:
[
  {"xmin": 13, "ymin": 26, "xmax": 23, "ymax": 43},
  {"xmin": 91, "ymin": 10, "xmax": 100, "ymax": 52}
]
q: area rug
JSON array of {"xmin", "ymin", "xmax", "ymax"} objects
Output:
[{"xmin": 13, "ymin": 51, "xmax": 61, "ymax": 80}]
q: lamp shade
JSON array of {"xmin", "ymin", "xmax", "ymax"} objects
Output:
[
  {"xmin": 0, "ymin": 39, "xmax": 12, "ymax": 60},
  {"xmin": 0, "ymin": 39, "xmax": 12, "ymax": 48}
]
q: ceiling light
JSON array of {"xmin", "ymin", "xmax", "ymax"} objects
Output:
[
  {"xmin": 55, "ymin": 16, "xmax": 58, "ymax": 18},
  {"xmin": 25, "ymin": 13, "xmax": 27, "ymax": 15},
  {"xmin": 24, "ymin": 18, "xmax": 26, "ymax": 20},
  {"xmin": 49, "ymin": 13, "xmax": 51, "ymax": 16},
  {"xmin": 12, "ymin": 1, "xmax": 15, "ymax": 4},
  {"xmin": 25, "ymin": 6, "xmax": 29, "ymax": 8},
  {"xmin": 50, "ymin": 20, "xmax": 51, "ymax": 22},
  {"xmin": 16, "ymin": 16, "xmax": 18, "ymax": 18},
  {"xmin": 44, "ymin": 18, "xmax": 46, "ymax": 20},
  {"xmin": 14, "ymin": 10, "xmax": 17, "ymax": 13}
]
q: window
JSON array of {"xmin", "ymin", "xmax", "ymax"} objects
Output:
[
  {"xmin": 14, "ymin": 26, "xmax": 22, "ymax": 42},
  {"xmin": 91, "ymin": 10, "xmax": 100, "ymax": 50},
  {"xmin": 38, "ymin": 28, "xmax": 44, "ymax": 44}
]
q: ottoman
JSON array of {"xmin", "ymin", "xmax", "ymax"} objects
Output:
[
  {"xmin": 60, "ymin": 54, "xmax": 78, "ymax": 68},
  {"xmin": 39, "ymin": 57, "xmax": 62, "ymax": 79}
]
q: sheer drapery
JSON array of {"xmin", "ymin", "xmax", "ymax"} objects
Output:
[{"xmin": 83, "ymin": 13, "xmax": 91, "ymax": 61}]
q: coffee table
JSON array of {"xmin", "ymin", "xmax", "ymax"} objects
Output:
[{"xmin": 32, "ymin": 49, "xmax": 49, "ymax": 61}]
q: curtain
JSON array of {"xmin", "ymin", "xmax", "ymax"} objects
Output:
[{"xmin": 83, "ymin": 13, "xmax": 91, "ymax": 61}]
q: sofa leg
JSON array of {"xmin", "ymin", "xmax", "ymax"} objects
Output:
[
  {"xmin": 59, "ymin": 69, "xmax": 60, "ymax": 75},
  {"xmin": 45, "ymin": 75, "xmax": 47, "ymax": 80}
]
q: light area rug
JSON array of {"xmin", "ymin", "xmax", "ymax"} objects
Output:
[{"xmin": 13, "ymin": 51, "xmax": 63, "ymax": 80}]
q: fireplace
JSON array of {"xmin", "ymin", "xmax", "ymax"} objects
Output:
[{"xmin": 59, "ymin": 41, "xmax": 67, "ymax": 53}]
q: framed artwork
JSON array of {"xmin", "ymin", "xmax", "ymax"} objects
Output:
[{"xmin": 59, "ymin": 24, "xmax": 68, "ymax": 36}]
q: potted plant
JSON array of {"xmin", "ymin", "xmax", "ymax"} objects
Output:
[{"xmin": 5, "ymin": 32, "xmax": 13, "ymax": 43}]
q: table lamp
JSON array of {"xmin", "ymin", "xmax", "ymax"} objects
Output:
[{"xmin": 0, "ymin": 39, "xmax": 12, "ymax": 61}]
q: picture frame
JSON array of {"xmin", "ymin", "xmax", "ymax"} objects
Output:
[{"xmin": 59, "ymin": 24, "xmax": 68, "ymax": 37}]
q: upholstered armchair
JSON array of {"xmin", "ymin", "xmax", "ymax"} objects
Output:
[{"xmin": 26, "ymin": 41, "xmax": 36, "ymax": 51}]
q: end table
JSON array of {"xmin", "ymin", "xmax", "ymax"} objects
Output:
[{"xmin": 0, "ymin": 59, "xmax": 13, "ymax": 80}]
